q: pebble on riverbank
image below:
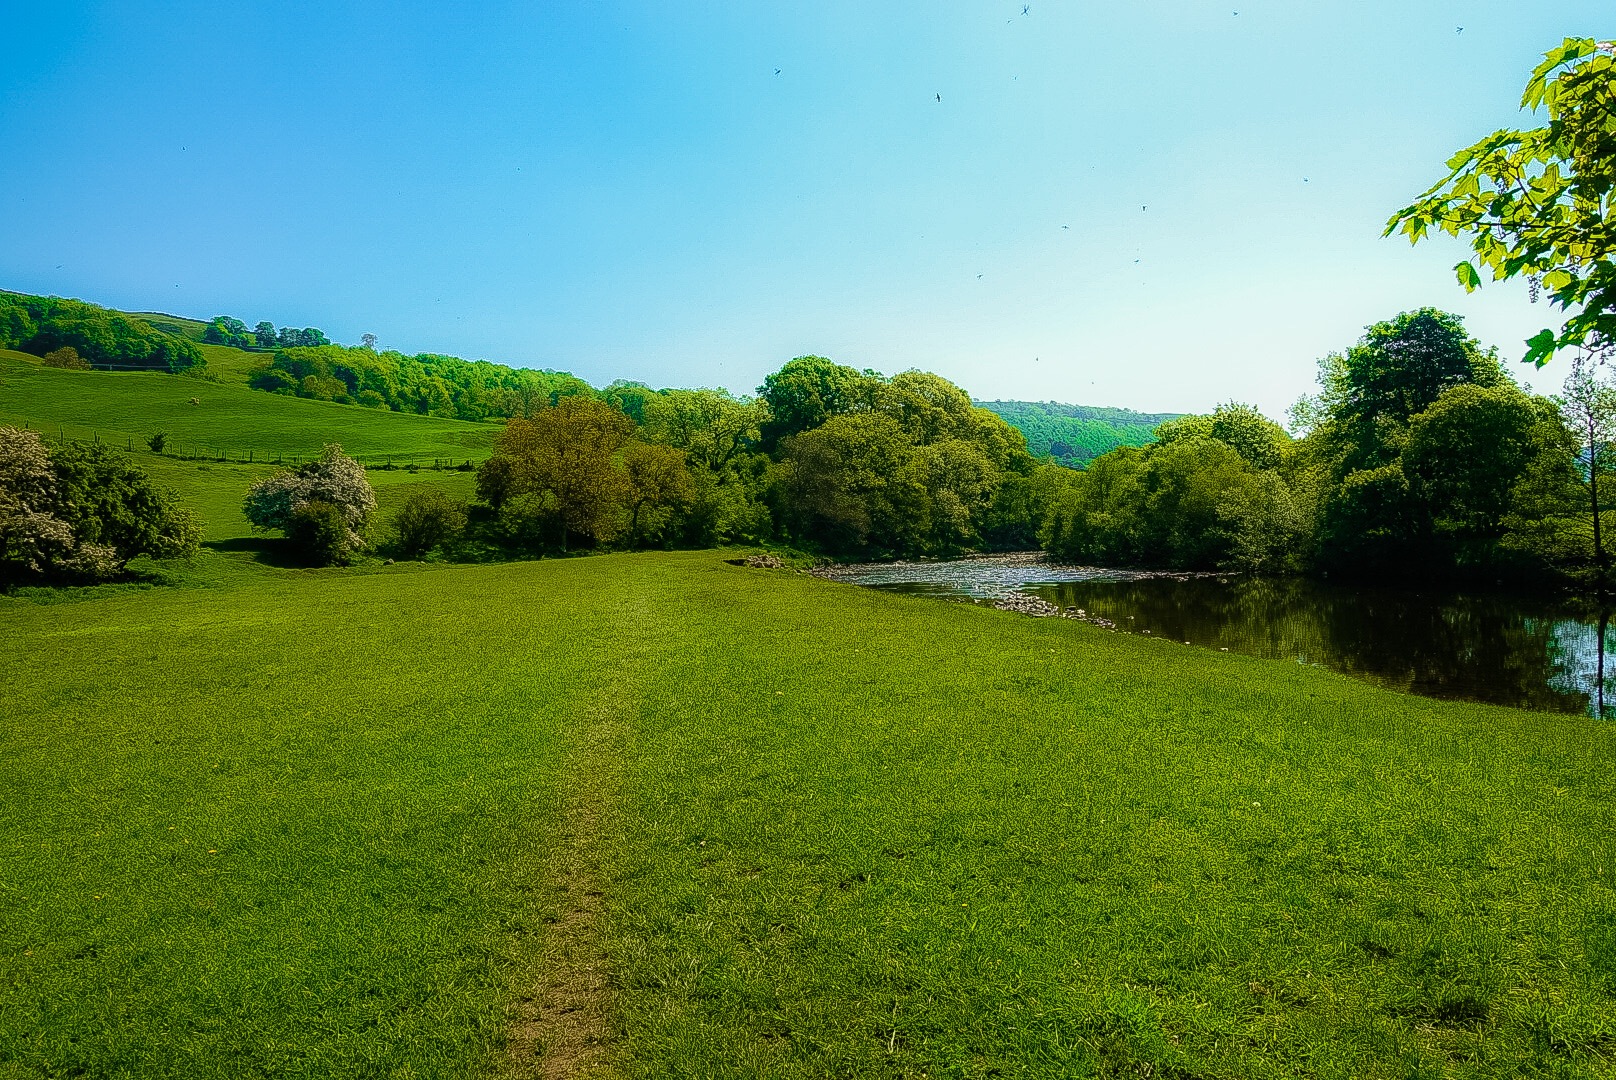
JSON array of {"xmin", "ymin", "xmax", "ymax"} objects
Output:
[{"xmin": 991, "ymin": 594, "xmax": 1117, "ymax": 629}]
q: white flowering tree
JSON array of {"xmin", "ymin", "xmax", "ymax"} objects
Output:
[{"xmin": 243, "ymin": 444, "xmax": 377, "ymax": 554}]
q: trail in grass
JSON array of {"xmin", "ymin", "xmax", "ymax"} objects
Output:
[{"xmin": 505, "ymin": 590, "xmax": 658, "ymax": 1080}]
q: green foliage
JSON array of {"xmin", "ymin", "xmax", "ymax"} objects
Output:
[
  {"xmin": 201, "ymin": 316, "xmax": 255, "ymax": 349},
  {"xmin": 1388, "ymin": 38, "xmax": 1616, "ymax": 365},
  {"xmin": 284, "ymin": 499, "xmax": 353, "ymax": 566},
  {"xmin": 977, "ymin": 400, "xmax": 1177, "ymax": 463},
  {"xmin": 0, "ymin": 291, "xmax": 204, "ymax": 373},
  {"xmin": 243, "ymin": 445, "xmax": 376, "ymax": 552},
  {"xmin": 757, "ymin": 355, "xmax": 882, "ymax": 448},
  {"xmin": 1045, "ymin": 436, "xmax": 1304, "ymax": 572},
  {"xmin": 0, "ymin": 427, "xmax": 199, "ymax": 585},
  {"xmin": 622, "ymin": 442, "xmax": 695, "ymax": 547},
  {"xmin": 603, "ymin": 379, "xmax": 658, "ymax": 423},
  {"xmin": 389, "ymin": 487, "xmax": 469, "ymax": 558},
  {"xmin": 1296, "ymin": 311, "xmax": 1575, "ymax": 579},
  {"xmin": 772, "ymin": 413, "xmax": 928, "ymax": 555},
  {"xmin": 488, "ymin": 397, "xmax": 636, "ymax": 548},
  {"xmin": 41, "ymin": 346, "xmax": 89, "ymax": 370},
  {"xmin": 250, "ymin": 343, "xmax": 593, "ymax": 421},
  {"xmin": 1155, "ymin": 401, "xmax": 1290, "ymax": 470}
]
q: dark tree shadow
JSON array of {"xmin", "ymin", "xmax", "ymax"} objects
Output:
[{"xmin": 204, "ymin": 536, "xmax": 307, "ymax": 569}]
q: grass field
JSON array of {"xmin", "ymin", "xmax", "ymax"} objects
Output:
[
  {"xmin": 4, "ymin": 552, "xmax": 1615, "ymax": 1078},
  {"xmin": 0, "ymin": 354, "xmax": 496, "ymax": 466}
]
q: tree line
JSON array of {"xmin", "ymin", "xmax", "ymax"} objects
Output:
[
  {"xmin": 203, "ymin": 316, "xmax": 331, "ymax": 351},
  {"xmin": 412, "ymin": 357, "xmax": 1069, "ymax": 559},
  {"xmin": 246, "ymin": 343, "xmax": 595, "ymax": 420},
  {"xmin": 1046, "ymin": 308, "xmax": 1608, "ymax": 587},
  {"xmin": 0, "ymin": 292, "xmax": 204, "ymax": 373}
]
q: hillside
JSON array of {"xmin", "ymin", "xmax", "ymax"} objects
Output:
[
  {"xmin": 5, "ymin": 290, "xmax": 1182, "ymax": 467},
  {"xmin": 0, "ymin": 352, "xmax": 495, "ymax": 466},
  {"xmin": 977, "ymin": 399, "xmax": 1179, "ymax": 464}
]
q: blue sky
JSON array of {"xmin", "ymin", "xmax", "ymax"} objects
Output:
[{"xmin": 0, "ymin": 2, "xmax": 1591, "ymax": 416}]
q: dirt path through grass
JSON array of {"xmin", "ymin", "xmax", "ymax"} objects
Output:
[{"xmin": 503, "ymin": 590, "xmax": 659, "ymax": 1080}]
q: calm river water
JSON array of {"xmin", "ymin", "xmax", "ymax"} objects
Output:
[{"xmin": 819, "ymin": 555, "xmax": 1615, "ymax": 717}]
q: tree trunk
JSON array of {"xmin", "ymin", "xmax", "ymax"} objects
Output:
[{"xmin": 1591, "ymin": 411, "xmax": 1607, "ymax": 598}]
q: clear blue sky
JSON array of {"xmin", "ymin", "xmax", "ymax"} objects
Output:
[{"xmin": 0, "ymin": 2, "xmax": 1592, "ymax": 417}]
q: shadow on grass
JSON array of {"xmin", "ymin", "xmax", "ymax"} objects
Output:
[{"xmin": 204, "ymin": 536, "xmax": 309, "ymax": 569}]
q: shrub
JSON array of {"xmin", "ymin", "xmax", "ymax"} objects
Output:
[
  {"xmin": 286, "ymin": 500, "xmax": 353, "ymax": 566},
  {"xmin": 248, "ymin": 367, "xmax": 298, "ymax": 394},
  {"xmin": 42, "ymin": 346, "xmax": 90, "ymax": 370},
  {"xmin": 243, "ymin": 445, "xmax": 376, "ymax": 555},
  {"xmin": 0, "ymin": 427, "xmax": 199, "ymax": 585},
  {"xmin": 147, "ymin": 432, "xmax": 167, "ymax": 453},
  {"xmin": 390, "ymin": 488, "xmax": 468, "ymax": 558}
]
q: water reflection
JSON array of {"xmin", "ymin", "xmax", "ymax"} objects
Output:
[{"xmin": 827, "ymin": 556, "xmax": 1613, "ymax": 716}]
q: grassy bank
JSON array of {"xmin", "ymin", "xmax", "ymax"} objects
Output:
[{"xmin": 3, "ymin": 553, "xmax": 1614, "ymax": 1077}]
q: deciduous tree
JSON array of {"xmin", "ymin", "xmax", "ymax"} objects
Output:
[{"xmin": 1388, "ymin": 38, "xmax": 1616, "ymax": 366}]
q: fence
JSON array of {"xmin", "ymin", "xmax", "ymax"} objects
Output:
[{"xmin": 8, "ymin": 421, "xmax": 479, "ymax": 471}]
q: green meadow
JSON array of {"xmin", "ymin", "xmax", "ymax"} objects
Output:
[
  {"xmin": 0, "ymin": 352, "xmax": 495, "ymax": 466},
  {"xmin": 4, "ymin": 551, "xmax": 1616, "ymax": 1078},
  {"xmin": 5, "ymin": 342, "xmax": 1616, "ymax": 1078}
]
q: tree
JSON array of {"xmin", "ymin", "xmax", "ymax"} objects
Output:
[
  {"xmin": 1, "ymin": 427, "xmax": 199, "ymax": 584},
  {"xmin": 603, "ymin": 380, "xmax": 658, "ymax": 423},
  {"xmin": 254, "ymin": 321, "xmax": 278, "ymax": 349},
  {"xmin": 486, "ymin": 397, "xmax": 634, "ymax": 549},
  {"xmin": 1156, "ymin": 402, "xmax": 1289, "ymax": 471},
  {"xmin": 1558, "ymin": 351, "xmax": 1616, "ymax": 589},
  {"xmin": 1388, "ymin": 38, "xmax": 1616, "ymax": 366},
  {"xmin": 773, "ymin": 412, "xmax": 924, "ymax": 554},
  {"xmin": 243, "ymin": 445, "xmax": 376, "ymax": 558},
  {"xmin": 203, "ymin": 316, "xmax": 253, "ymax": 348},
  {"xmin": 42, "ymin": 346, "xmax": 89, "ymax": 370},
  {"xmin": 907, "ymin": 438, "xmax": 1000, "ymax": 553},
  {"xmin": 644, "ymin": 389, "xmax": 764, "ymax": 472},
  {"xmin": 390, "ymin": 488, "xmax": 468, "ymax": 558},
  {"xmin": 757, "ymin": 356, "xmax": 880, "ymax": 449},
  {"xmin": 1402, "ymin": 383, "xmax": 1554, "ymax": 569},
  {"xmin": 622, "ymin": 442, "xmax": 694, "ymax": 546}
]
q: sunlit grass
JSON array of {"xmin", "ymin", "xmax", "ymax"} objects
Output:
[
  {"xmin": 3, "ymin": 553, "xmax": 1614, "ymax": 1077},
  {"xmin": 0, "ymin": 354, "xmax": 496, "ymax": 466}
]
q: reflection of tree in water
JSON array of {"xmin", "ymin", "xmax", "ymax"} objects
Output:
[
  {"xmin": 1546, "ymin": 613, "xmax": 1615, "ymax": 719},
  {"xmin": 1031, "ymin": 578, "xmax": 1603, "ymax": 715}
]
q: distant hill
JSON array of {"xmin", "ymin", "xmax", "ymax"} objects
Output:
[{"xmin": 977, "ymin": 400, "xmax": 1181, "ymax": 465}]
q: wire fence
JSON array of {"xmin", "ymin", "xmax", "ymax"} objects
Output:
[{"xmin": 8, "ymin": 420, "xmax": 480, "ymax": 471}]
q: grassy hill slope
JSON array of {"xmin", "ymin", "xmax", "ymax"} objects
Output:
[
  {"xmin": 980, "ymin": 399, "xmax": 1180, "ymax": 464},
  {"xmin": 0, "ymin": 353, "xmax": 496, "ymax": 466},
  {"xmin": 2, "ymin": 552, "xmax": 1612, "ymax": 1077}
]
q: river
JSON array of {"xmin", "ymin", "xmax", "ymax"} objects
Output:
[{"xmin": 817, "ymin": 554, "xmax": 1614, "ymax": 717}]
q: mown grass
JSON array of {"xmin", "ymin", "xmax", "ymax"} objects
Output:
[
  {"xmin": 4, "ymin": 552, "xmax": 1615, "ymax": 1078},
  {"xmin": 0, "ymin": 354, "xmax": 495, "ymax": 465}
]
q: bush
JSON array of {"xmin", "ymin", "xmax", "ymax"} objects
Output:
[
  {"xmin": 248, "ymin": 367, "xmax": 299, "ymax": 394},
  {"xmin": 390, "ymin": 488, "xmax": 468, "ymax": 558},
  {"xmin": 242, "ymin": 445, "xmax": 376, "ymax": 557},
  {"xmin": 42, "ymin": 347, "xmax": 90, "ymax": 370},
  {"xmin": 0, "ymin": 427, "xmax": 199, "ymax": 585},
  {"xmin": 286, "ymin": 500, "xmax": 353, "ymax": 566},
  {"xmin": 147, "ymin": 432, "xmax": 167, "ymax": 453}
]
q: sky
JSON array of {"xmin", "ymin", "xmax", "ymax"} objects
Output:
[{"xmin": 0, "ymin": 2, "xmax": 1594, "ymax": 417}]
